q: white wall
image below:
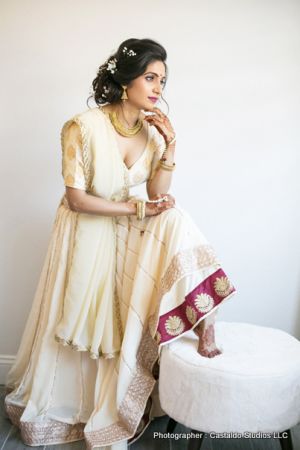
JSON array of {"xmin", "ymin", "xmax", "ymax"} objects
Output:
[{"xmin": 1, "ymin": 0, "xmax": 299, "ymax": 382}]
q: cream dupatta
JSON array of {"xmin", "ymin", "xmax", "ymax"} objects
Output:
[{"xmin": 54, "ymin": 108, "xmax": 127, "ymax": 358}]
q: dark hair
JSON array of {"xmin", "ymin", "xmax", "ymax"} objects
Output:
[{"xmin": 87, "ymin": 38, "xmax": 169, "ymax": 113}]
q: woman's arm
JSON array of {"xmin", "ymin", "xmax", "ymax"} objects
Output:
[
  {"xmin": 143, "ymin": 107, "xmax": 176, "ymax": 199},
  {"xmin": 62, "ymin": 122, "xmax": 136, "ymax": 217},
  {"xmin": 146, "ymin": 143, "xmax": 176, "ymax": 199},
  {"xmin": 66, "ymin": 187, "xmax": 136, "ymax": 216}
]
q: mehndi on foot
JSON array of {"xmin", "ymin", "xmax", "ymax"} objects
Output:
[{"xmin": 193, "ymin": 312, "xmax": 222, "ymax": 358}]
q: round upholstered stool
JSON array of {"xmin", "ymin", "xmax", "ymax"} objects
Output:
[{"xmin": 159, "ymin": 322, "xmax": 300, "ymax": 450}]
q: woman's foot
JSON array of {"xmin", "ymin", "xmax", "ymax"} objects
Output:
[{"xmin": 193, "ymin": 312, "xmax": 222, "ymax": 358}]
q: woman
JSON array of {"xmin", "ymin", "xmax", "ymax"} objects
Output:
[{"xmin": 5, "ymin": 38, "xmax": 236, "ymax": 449}]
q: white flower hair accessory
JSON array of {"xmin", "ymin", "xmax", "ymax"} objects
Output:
[
  {"xmin": 122, "ymin": 46, "xmax": 137, "ymax": 56},
  {"xmin": 101, "ymin": 85, "xmax": 110, "ymax": 98},
  {"xmin": 106, "ymin": 57, "xmax": 118, "ymax": 74}
]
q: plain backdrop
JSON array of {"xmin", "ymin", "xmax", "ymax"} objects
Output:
[{"xmin": 0, "ymin": 0, "xmax": 299, "ymax": 382}]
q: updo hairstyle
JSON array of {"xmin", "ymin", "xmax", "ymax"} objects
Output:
[{"xmin": 87, "ymin": 38, "xmax": 168, "ymax": 109}]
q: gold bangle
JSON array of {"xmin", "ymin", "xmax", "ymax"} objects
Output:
[
  {"xmin": 159, "ymin": 164, "xmax": 175, "ymax": 171},
  {"xmin": 139, "ymin": 201, "xmax": 143, "ymax": 220},
  {"xmin": 159, "ymin": 166, "xmax": 175, "ymax": 172},
  {"xmin": 158, "ymin": 160, "xmax": 176, "ymax": 171},
  {"xmin": 136, "ymin": 200, "xmax": 146, "ymax": 220},
  {"xmin": 140, "ymin": 200, "xmax": 145, "ymax": 220},
  {"xmin": 161, "ymin": 160, "xmax": 176, "ymax": 168}
]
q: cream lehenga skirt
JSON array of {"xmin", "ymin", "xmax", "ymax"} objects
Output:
[{"xmin": 4, "ymin": 196, "xmax": 236, "ymax": 450}]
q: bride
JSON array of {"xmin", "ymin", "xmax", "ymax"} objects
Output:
[{"xmin": 5, "ymin": 38, "xmax": 236, "ymax": 449}]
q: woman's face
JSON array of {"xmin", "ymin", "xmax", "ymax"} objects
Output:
[{"xmin": 126, "ymin": 60, "xmax": 166, "ymax": 111}]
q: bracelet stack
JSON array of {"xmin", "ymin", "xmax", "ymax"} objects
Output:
[
  {"xmin": 158, "ymin": 160, "xmax": 176, "ymax": 171},
  {"xmin": 159, "ymin": 135, "xmax": 176, "ymax": 172},
  {"xmin": 134, "ymin": 195, "xmax": 169, "ymax": 220},
  {"xmin": 136, "ymin": 199, "xmax": 146, "ymax": 220}
]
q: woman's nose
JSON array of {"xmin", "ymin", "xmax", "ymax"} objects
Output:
[{"xmin": 154, "ymin": 83, "xmax": 162, "ymax": 95}]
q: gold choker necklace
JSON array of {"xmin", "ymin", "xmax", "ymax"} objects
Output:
[{"xmin": 108, "ymin": 110, "xmax": 143, "ymax": 137}]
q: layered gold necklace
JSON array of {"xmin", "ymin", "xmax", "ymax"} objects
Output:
[{"xmin": 108, "ymin": 109, "xmax": 143, "ymax": 137}]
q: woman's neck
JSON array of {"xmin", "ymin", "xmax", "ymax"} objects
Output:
[{"xmin": 106, "ymin": 102, "xmax": 142, "ymax": 128}]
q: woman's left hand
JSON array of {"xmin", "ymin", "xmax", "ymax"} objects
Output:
[{"xmin": 143, "ymin": 107, "xmax": 176, "ymax": 146}]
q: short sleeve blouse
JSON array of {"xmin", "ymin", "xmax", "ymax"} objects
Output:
[{"xmin": 61, "ymin": 122, "xmax": 86, "ymax": 190}]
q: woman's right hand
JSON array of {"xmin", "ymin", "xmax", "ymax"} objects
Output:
[{"xmin": 145, "ymin": 193, "xmax": 175, "ymax": 217}]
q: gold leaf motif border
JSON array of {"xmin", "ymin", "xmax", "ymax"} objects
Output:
[
  {"xmin": 155, "ymin": 269, "xmax": 235, "ymax": 344},
  {"xmin": 148, "ymin": 244, "xmax": 220, "ymax": 336}
]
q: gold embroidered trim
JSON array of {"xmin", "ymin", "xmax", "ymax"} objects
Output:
[
  {"xmin": 4, "ymin": 402, "xmax": 85, "ymax": 446},
  {"xmin": 85, "ymin": 328, "xmax": 158, "ymax": 448},
  {"xmin": 86, "ymin": 423, "xmax": 129, "ymax": 448},
  {"xmin": 73, "ymin": 117, "xmax": 93, "ymax": 192},
  {"xmin": 54, "ymin": 334, "xmax": 119, "ymax": 360},
  {"xmin": 61, "ymin": 117, "xmax": 93, "ymax": 193},
  {"xmin": 155, "ymin": 331, "xmax": 161, "ymax": 344},
  {"xmin": 56, "ymin": 200, "xmax": 79, "ymax": 325},
  {"xmin": 6, "ymin": 329, "xmax": 159, "ymax": 448},
  {"xmin": 4, "ymin": 402, "xmax": 21, "ymax": 427},
  {"xmin": 122, "ymin": 167, "xmax": 130, "ymax": 201},
  {"xmin": 114, "ymin": 284, "xmax": 124, "ymax": 342},
  {"xmin": 148, "ymin": 244, "xmax": 220, "ymax": 336},
  {"xmin": 161, "ymin": 245, "xmax": 219, "ymax": 295}
]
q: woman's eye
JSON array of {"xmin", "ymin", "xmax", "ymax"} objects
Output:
[{"xmin": 146, "ymin": 76, "xmax": 166, "ymax": 86}]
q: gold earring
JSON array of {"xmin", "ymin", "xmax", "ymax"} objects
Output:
[{"xmin": 121, "ymin": 85, "xmax": 128, "ymax": 100}]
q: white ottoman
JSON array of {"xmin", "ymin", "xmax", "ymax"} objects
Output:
[{"xmin": 159, "ymin": 322, "xmax": 300, "ymax": 450}]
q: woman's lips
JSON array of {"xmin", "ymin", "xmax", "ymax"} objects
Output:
[{"xmin": 148, "ymin": 97, "xmax": 158, "ymax": 103}]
